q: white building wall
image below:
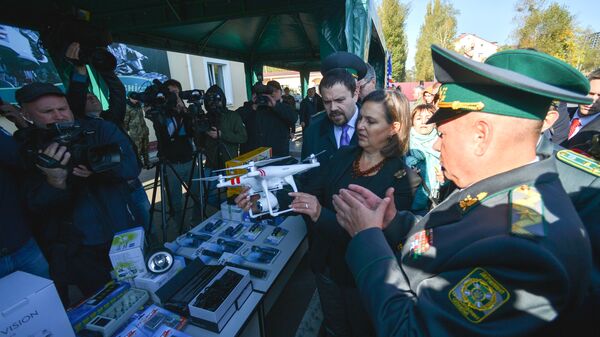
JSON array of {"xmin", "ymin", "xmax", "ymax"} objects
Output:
[{"xmin": 454, "ymin": 34, "xmax": 498, "ymax": 62}]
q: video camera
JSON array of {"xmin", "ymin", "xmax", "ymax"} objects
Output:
[
  {"xmin": 17, "ymin": 121, "xmax": 121, "ymax": 173},
  {"xmin": 39, "ymin": 16, "xmax": 116, "ymax": 72},
  {"xmin": 181, "ymin": 89, "xmax": 218, "ymax": 136},
  {"xmin": 253, "ymin": 83, "xmax": 273, "ymax": 107},
  {"xmin": 129, "ymin": 79, "xmax": 179, "ymax": 111}
]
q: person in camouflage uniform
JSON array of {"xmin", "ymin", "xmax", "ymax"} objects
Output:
[{"xmin": 124, "ymin": 95, "xmax": 150, "ymax": 167}]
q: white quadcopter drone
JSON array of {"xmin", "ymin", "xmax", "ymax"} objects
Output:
[{"xmin": 196, "ymin": 153, "xmax": 322, "ymax": 218}]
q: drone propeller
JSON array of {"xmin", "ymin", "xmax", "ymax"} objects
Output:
[
  {"xmin": 255, "ymin": 156, "xmax": 291, "ymax": 167},
  {"xmin": 193, "ymin": 174, "xmax": 240, "ymax": 182},
  {"xmin": 213, "ymin": 156, "xmax": 291, "ymax": 173},
  {"xmin": 301, "ymin": 150, "xmax": 326, "ymax": 163}
]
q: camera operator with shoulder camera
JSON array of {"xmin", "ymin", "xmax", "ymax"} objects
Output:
[
  {"xmin": 143, "ymin": 79, "xmax": 202, "ymax": 227},
  {"xmin": 201, "ymin": 85, "xmax": 247, "ymax": 205},
  {"xmin": 61, "ymin": 42, "xmax": 152, "ymax": 232},
  {"xmin": 237, "ymin": 80, "xmax": 297, "ymax": 157},
  {"xmin": 13, "ymin": 82, "xmax": 140, "ymax": 304}
]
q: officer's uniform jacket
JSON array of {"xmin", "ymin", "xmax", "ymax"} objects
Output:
[
  {"xmin": 346, "ymin": 157, "xmax": 592, "ymax": 336},
  {"xmin": 537, "ymin": 136, "xmax": 600, "ymax": 333}
]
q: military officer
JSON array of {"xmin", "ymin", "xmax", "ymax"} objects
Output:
[
  {"xmin": 332, "ymin": 45, "xmax": 593, "ymax": 336},
  {"xmin": 124, "ymin": 94, "xmax": 150, "ymax": 167},
  {"xmin": 484, "ymin": 49, "xmax": 600, "ymax": 336}
]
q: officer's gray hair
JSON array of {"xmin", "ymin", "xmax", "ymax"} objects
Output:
[{"xmin": 363, "ymin": 63, "xmax": 376, "ymax": 82}]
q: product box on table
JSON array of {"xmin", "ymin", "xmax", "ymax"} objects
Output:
[
  {"xmin": 220, "ymin": 201, "xmax": 245, "ymax": 222},
  {"xmin": 110, "ymin": 226, "xmax": 147, "ymax": 280},
  {"xmin": 67, "ymin": 281, "xmax": 130, "ymax": 332},
  {"xmin": 113, "ymin": 304, "xmax": 187, "ymax": 337},
  {"xmin": 134, "ymin": 256, "xmax": 186, "ymax": 303},
  {"xmin": 225, "ymin": 147, "xmax": 271, "ymax": 198},
  {"xmin": 188, "ymin": 266, "xmax": 252, "ymax": 332},
  {"xmin": 0, "ymin": 271, "xmax": 75, "ymax": 337}
]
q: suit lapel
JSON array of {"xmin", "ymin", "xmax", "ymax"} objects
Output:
[
  {"xmin": 579, "ymin": 114, "xmax": 600, "ymax": 133},
  {"xmin": 568, "ymin": 114, "xmax": 600, "ymax": 148}
]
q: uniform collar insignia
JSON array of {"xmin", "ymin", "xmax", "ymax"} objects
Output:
[{"xmin": 459, "ymin": 192, "xmax": 488, "ymax": 212}]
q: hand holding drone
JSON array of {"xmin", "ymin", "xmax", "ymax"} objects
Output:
[{"xmin": 198, "ymin": 153, "xmax": 322, "ymax": 218}]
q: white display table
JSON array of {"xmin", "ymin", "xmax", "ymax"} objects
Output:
[{"xmin": 174, "ymin": 214, "xmax": 308, "ymax": 336}]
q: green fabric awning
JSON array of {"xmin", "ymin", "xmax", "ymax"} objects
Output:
[{"xmin": 2, "ymin": 0, "xmax": 387, "ymax": 98}]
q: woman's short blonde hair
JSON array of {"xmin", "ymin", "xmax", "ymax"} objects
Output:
[
  {"xmin": 361, "ymin": 89, "xmax": 411, "ymax": 157},
  {"xmin": 411, "ymin": 104, "xmax": 437, "ymax": 122}
]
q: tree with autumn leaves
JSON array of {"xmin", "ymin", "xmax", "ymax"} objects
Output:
[
  {"xmin": 414, "ymin": 0, "xmax": 458, "ymax": 81},
  {"xmin": 378, "ymin": 0, "xmax": 410, "ymax": 81},
  {"xmin": 513, "ymin": 0, "xmax": 599, "ymax": 73}
]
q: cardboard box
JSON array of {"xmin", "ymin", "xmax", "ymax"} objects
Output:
[
  {"xmin": 225, "ymin": 147, "xmax": 271, "ymax": 197},
  {"xmin": 67, "ymin": 281, "xmax": 130, "ymax": 332},
  {"xmin": 134, "ymin": 257, "xmax": 185, "ymax": 303},
  {"xmin": 188, "ymin": 266, "xmax": 251, "ymax": 332},
  {"xmin": 0, "ymin": 271, "xmax": 75, "ymax": 337},
  {"xmin": 110, "ymin": 227, "xmax": 147, "ymax": 280},
  {"xmin": 113, "ymin": 304, "xmax": 187, "ymax": 337},
  {"xmin": 220, "ymin": 201, "xmax": 244, "ymax": 222}
]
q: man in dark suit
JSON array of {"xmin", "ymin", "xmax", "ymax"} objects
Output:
[
  {"xmin": 299, "ymin": 87, "xmax": 318, "ymax": 133},
  {"xmin": 562, "ymin": 68, "xmax": 600, "ymax": 155},
  {"xmin": 300, "ymin": 51, "xmax": 367, "ymax": 166}
]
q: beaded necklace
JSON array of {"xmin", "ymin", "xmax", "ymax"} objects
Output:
[{"xmin": 352, "ymin": 154, "xmax": 387, "ymax": 177}]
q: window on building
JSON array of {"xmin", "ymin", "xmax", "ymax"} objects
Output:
[{"xmin": 207, "ymin": 63, "xmax": 225, "ymax": 90}]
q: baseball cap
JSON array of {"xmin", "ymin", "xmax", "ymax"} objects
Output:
[{"xmin": 15, "ymin": 83, "xmax": 65, "ymax": 105}]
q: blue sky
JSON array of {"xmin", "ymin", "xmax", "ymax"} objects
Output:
[{"xmin": 392, "ymin": 0, "xmax": 597, "ymax": 69}]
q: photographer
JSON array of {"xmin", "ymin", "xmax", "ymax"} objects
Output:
[
  {"xmin": 201, "ymin": 85, "xmax": 247, "ymax": 205},
  {"xmin": 147, "ymin": 79, "xmax": 202, "ymax": 226},
  {"xmin": 237, "ymin": 81, "xmax": 298, "ymax": 157},
  {"xmin": 63, "ymin": 42, "xmax": 152, "ymax": 232},
  {"xmin": 64, "ymin": 42, "xmax": 126, "ymax": 125},
  {"xmin": 14, "ymin": 83, "xmax": 139, "ymax": 303}
]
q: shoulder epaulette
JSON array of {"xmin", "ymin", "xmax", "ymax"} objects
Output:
[
  {"xmin": 556, "ymin": 149, "xmax": 600, "ymax": 177},
  {"xmin": 509, "ymin": 184, "xmax": 545, "ymax": 238}
]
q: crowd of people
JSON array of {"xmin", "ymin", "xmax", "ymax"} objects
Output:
[
  {"xmin": 237, "ymin": 48, "xmax": 600, "ymax": 337},
  {"xmin": 0, "ymin": 37, "xmax": 599, "ymax": 337}
]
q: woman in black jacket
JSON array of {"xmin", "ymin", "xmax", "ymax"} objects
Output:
[{"xmin": 237, "ymin": 90, "xmax": 421, "ymax": 337}]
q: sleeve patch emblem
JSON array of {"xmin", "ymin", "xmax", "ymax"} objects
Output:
[{"xmin": 448, "ymin": 267, "xmax": 510, "ymax": 323}]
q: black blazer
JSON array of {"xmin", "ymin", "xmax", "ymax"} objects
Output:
[
  {"xmin": 300, "ymin": 110, "xmax": 359, "ymax": 164},
  {"xmin": 302, "ymin": 146, "xmax": 421, "ymax": 285},
  {"xmin": 561, "ymin": 107, "xmax": 600, "ymax": 154}
]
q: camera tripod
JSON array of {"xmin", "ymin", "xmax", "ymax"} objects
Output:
[{"xmin": 148, "ymin": 151, "xmax": 206, "ymax": 242}]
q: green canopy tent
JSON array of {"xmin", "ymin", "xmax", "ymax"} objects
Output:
[{"xmin": 1, "ymin": 0, "xmax": 387, "ymax": 99}]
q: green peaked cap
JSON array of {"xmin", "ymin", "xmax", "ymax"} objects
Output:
[
  {"xmin": 484, "ymin": 49, "xmax": 590, "ymax": 95},
  {"xmin": 427, "ymin": 45, "xmax": 592, "ymax": 124},
  {"xmin": 320, "ymin": 51, "xmax": 367, "ymax": 80}
]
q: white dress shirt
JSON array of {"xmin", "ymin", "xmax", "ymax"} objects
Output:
[{"xmin": 333, "ymin": 106, "xmax": 359, "ymax": 148}]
